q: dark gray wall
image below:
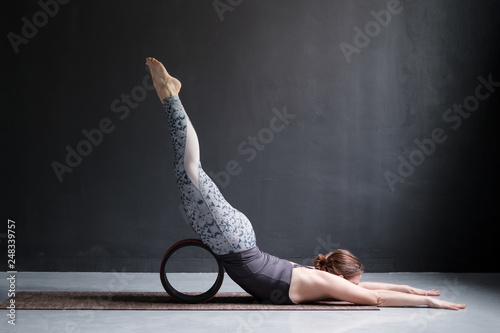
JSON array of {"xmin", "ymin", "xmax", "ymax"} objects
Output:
[{"xmin": 3, "ymin": 0, "xmax": 499, "ymax": 273}]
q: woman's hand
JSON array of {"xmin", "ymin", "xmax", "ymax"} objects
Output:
[{"xmin": 427, "ymin": 297, "xmax": 467, "ymax": 310}]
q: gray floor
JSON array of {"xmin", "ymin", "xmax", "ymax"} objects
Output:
[{"xmin": 0, "ymin": 272, "xmax": 499, "ymax": 333}]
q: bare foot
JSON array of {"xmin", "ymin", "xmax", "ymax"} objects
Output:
[{"xmin": 145, "ymin": 57, "xmax": 182, "ymax": 101}]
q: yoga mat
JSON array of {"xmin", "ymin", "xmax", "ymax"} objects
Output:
[{"xmin": 1, "ymin": 292, "xmax": 378, "ymax": 311}]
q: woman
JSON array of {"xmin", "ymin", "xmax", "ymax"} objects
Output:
[{"xmin": 145, "ymin": 57, "xmax": 466, "ymax": 310}]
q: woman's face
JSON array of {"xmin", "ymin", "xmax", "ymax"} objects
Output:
[{"xmin": 347, "ymin": 273, "xmax": 362, "ymax": 285}]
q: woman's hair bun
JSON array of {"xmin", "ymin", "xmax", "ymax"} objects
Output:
[{"xmin": 313, "ymin": 253, "xmax": 328, "ymax": 271}]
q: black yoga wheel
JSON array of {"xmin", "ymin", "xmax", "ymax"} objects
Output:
[{"xmin": 159, "ymin": 239, "xmax": 225, "ymax": 304}]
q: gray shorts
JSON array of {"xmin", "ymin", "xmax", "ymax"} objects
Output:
[{"xmin": 217, "ymin": 246, "xmax": 295, "ymax": 305}]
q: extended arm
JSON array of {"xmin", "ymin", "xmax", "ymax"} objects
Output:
[
  {"xmin": 371, "ymin": 289, "xmax": 464, "ymax": 310},
  {"xmin": 358, "ymin": 281, "xmax": 440, "ymax": 296},
  {"xmin": 290, "ymin": 269, "xmax": 466, "ymax": 310}
]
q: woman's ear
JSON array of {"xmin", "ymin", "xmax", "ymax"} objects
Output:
[{"xmin": 338, "ymin": 275, "xmax": 344, "ymax": 279}]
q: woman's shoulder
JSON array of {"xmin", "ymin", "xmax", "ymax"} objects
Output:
[{"xmin": 289, "ymin": 261, "xmax": 316, "ymax": 270}]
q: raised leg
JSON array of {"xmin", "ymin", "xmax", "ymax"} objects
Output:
[
  {"xmin": 147, "ymin": 57, "xmax": 256, "ymax": 255},
  {"xmin": 146, "ymin": 57, "xmax": 199, "ymax": 188}
]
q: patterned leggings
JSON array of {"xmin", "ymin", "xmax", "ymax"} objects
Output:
[{"xmin": 163, "ymin": 96, "xmax": 257, "ymax": 255}]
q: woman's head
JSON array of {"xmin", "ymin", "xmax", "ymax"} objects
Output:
[{"xmin": 313, "ymin": 249, "xmax": 364, "ymax": 283}]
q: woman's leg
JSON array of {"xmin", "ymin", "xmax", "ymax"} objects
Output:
[{"xmin": 146, "ymin": 58, "xmax": 256, "ymax": 255}]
